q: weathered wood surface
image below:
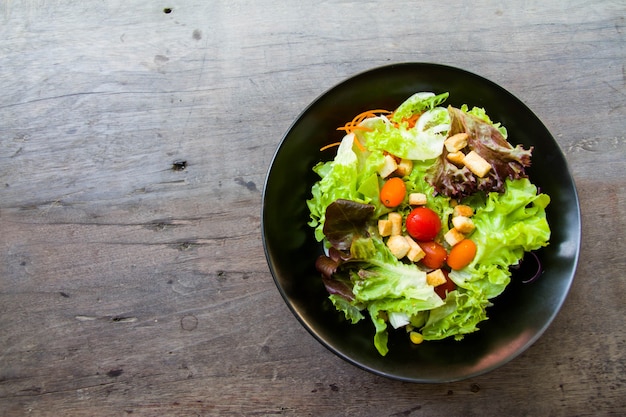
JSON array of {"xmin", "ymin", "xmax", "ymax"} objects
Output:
[{"xmin": 1, "ymin": 1, "xmax": 625, "ymax": 416}]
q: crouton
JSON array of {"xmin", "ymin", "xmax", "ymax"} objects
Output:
[
  {"xmin": 453, "ymin": 204, "xmax": 474, "ymax": 218},
  {"xmin": 426, "ymin": 269, "xmax": 447, "ymax": 287},
  {"xmin": 408, "ymin": 192, "xmax": 427, "ymax": 206},
  {"xmin": 378, "ymin": 219, "xmax": 392, "ymax": 237},
  {"xmin": 395, "ymin": 158, "xmax": 413, "ymax": 177},
  {"xmin": 444, "ymin": 133, "xmax": 469, "ymax": 153},
  {"xmin": 387, "ymin": 235, "xmax": 410, "ymax": 259},
  {"xmin": 404, "ymin": 235, "xmax": 425, "ymax": 262},
  {"xmin": 388, "ymin": 212, "xmax": 403, "ymax": 236},
  {"xmin": 463, "ymin": 151, "xmax": 492, "ymax": 178},
  {"xmin": 452, "ymin": 216, "xmax": 475, "ymax": 234},
  {"xmin": 446, "ymin": 151, "xmax": 465, "ymax": 166},
  {"xmin": 444, "ymin": 228, "xmax": 465, "ymax": 246},
  {"xmin": 378, "ymin": 154, "xmax": 398, "ymax": 178}
]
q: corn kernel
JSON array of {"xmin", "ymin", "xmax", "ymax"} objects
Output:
[{"xmin": 409, "ymin": 331, "xmax": 424, "ymax": 345}]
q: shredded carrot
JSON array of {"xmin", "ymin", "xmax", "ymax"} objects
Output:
[
  {"xmin": 319, "ymin": 141, "xmax": 341, "ymax": 151},
  {"xmin": 353, "ymin": 136, "xmax": 366, "ymax": 152},
  {"xmin": 320, "ymin": 108, "xmax": 391, "ymax": 153},
  {"xmin": 405, "ymin": 113, "xmax": 421, "ymax": 129},
  {"xmin": 338, "ymin": 109, "xmax": 391, "ymax": 135}
]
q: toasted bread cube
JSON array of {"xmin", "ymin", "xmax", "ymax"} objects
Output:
[
  {"xmin": 444, "ymin": 133, "xmax": 469, "ymax": 153},
  {"xmin": 378, "ymin": 219, "xmax": 392, "ymax": 237},
  {"xmin": 387, "ymin": 235, "xmax": 410, "ymax": 259},
  {"xmin": 388, "ymin": 212, "xmax": 403, "ymax": 236},
  {"xmin": 395, "ymin": 158, "xmax": 413, "ymax": 177},
  {"xmin": 452, "ymin": 216, "xmax": 475, "ymax": 234},
  {"xmin": 444, "ymin": 228, "xmax": 465, "ymax": 246},
  {"xmin": 408, "ymin": 192, "xmax": 428, "ymax": 206},
  {"xmin": 453, "ymin": 204, "xmax": 474, "ymax": 218},
  {"xmin": 463, "ymin": 151, "xmax": 491, "ymax": 178},
  {"xmin": 378, "ymin": 154, "xmax": 398, "ymax": 179},
  {"xmin": 404, "ymin": 235, "xmax": 425, "ymax": 262},
  {"xmin": 426, "ymin": 269, "xmax": 447, "ymax": 287},
  {"xmin": 446, "ymin": 151, "xmax": 465, "ymax": 166}
]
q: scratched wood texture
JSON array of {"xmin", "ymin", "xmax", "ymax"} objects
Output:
[{"xmin": 1, "ymin": 0, "xmax": 625, "ymax": 416}]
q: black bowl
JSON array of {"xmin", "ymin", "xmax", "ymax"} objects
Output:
[{"xmin": 262, "ymin": 63, "xmax": 580, "ymax": 383}]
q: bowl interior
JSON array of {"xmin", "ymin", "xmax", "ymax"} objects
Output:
[{"xmin": 262, "ymin": 63, "xmax": 580, "ymax": 383}]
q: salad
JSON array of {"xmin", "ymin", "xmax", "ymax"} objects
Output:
[{"xmin": 306, "ymin": 92, "xmax": 551, "ymax": 356}]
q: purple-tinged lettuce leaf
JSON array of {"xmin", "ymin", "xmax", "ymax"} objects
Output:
[
  {"xmin": 426, "ymin": 106, "xmax": 533, "ymax": 199},
  {"xmin": 322, "ymin": 199, "xmax": 375, "ymax": 250}
]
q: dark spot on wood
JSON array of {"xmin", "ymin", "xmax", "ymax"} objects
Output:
[
  {"xmin": 447, "ymin": 389, "xmax": 454, "ymax": 395},
  {"xmin": 111, "ymin": 316, "xmax": 137, "ymax": 323},
  {"xmin": 234, "ymin": 177, "xmax": 258, "ymax": 192},
  {"xmin": 180, "ymin": 315, "xmax": 198, "ymax": 331},
  {"xmin": 329, "ymin": 383, "xmax": 339, "ymax": 392},
  {"xmin": 20, "ymin": 261, "xmax": 27, "ymax": 266},
  {"xmin": 391, "ymin": 405, "xmax": 422, "ymax": 416},
  {"xmin": 177, "ymin": 242, "xmax": 196, "ymax": 251},
  {"xmin": 470, "ymin": 383, "xmax": 480, "ymax": 393},
  {"xmin": 216, "ymin": 271, "xmax": 227, "ymax": 282},
  {"xmin": 261, "ymin": 345, "xmax": 270, "ymax": 354},
  {"xmin": 172, "ymin": 160, "xmax": 187, "ymax": 171},
  {"xmin": 167, "ymin": 279, "xmax": 173, "ymax": 284},
  {"xmin": 163, "ymin": 7, "xmax": 172, "ymax": 14},
  {"xmin": 192, "ymin": 29, "xmax": 202, "ymax": 40},
  {"xmin": 154, "ymin": 54, "xmax": 169, "ymax": 63},
  {"xmin": 107, "ymin": 369, "xmax": 123, "ymax": 377},
  {"xmin": 59, "ymin": 291, "xmax": 70, "ymax": 298}
]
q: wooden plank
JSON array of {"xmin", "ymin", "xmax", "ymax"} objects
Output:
[{"xmin": 1, "ymin": 0, "xmax": 625, "ymax": 415}]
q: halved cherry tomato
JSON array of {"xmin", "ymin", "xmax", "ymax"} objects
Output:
[
  {"xmin": 405, "ymin": 207, "xmax": 441, "ymax": 241},
  {"xmin": 379, "ymin": 177, "xmax": 406, "ymax": 208},
  {"xmin": 417, "ymin": 241, "xmax": 448, "ymax": 269},
  {"xmin": 447, "ymin": 239, "xmax": 477, "ymax": 270},
  {"xmin": 434, "ymin": 269, "xmax": 456, "ymax": 299}
]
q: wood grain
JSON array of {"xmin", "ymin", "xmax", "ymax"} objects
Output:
[{"xmin": 1, "ymin": 0, "xmax": 625, "ymax": 416}]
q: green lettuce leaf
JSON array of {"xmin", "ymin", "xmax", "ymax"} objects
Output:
[
  {"xmin": 421, "ymin": 290, "xmax": 491, "ymax": 341},
  {"xmin": 449, "ymin": 178, "xmax": 551, "ymax": 298},
  {"xmin": 350, "ymin": 237, "xmax": 444, "ymax": 355},
  {"xmin": 391, "ymin": 92, "xmax": 449, "ymax": 123},
  {"xmin": 358, "ymin": 92, "xmax": 450, "ymax": 161},
  {"xmin": 307, "ymin": 134, "xmax": 387, "ymax": 241}
]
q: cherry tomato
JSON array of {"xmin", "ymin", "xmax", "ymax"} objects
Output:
[
  {"xmin": 405, "ymin": 207, "xmax": 441, "ymax": 241},
  {"xmin": 417, "ymin": 241, "xmax": 448, "ymax": 269},
  {"xmin": 434, "ymin": 269, "xmax": 456, "ymax": 299},
  {"xmin": 379, "ymin": 177, "xmax": 406, "ymax": 208},
  {"xmin": 447, "ymin": 239, "xmax": 477, "ymax": 270}
]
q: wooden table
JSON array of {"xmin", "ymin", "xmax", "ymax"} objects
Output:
[{"xmin": 1, "ymin": 1, "xmax": 624, "ymax": 415}]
